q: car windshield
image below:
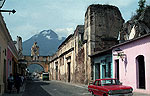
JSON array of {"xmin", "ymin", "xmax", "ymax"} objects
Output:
[{"xmin": 101, "ymin": 79, "xmax": 120, "ymax": 86}]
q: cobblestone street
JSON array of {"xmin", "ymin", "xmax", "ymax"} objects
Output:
[{"xmin": 1, "ymin": 79, "xmax": 149, "ymax": 96}]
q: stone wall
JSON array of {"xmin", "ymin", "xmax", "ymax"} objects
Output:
[
  {"xmin": 75, "ymin": 47, "xmax": 85, "ymax": 84},
  {"xmin": 84, "ymin": 4, "xmax": 124, "ymax": 53},
  {"xmin": 83, "ymin": 4, "xmax": 124, "ymax": 84}
]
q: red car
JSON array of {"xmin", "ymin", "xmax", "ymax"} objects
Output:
[{"xmin": 88, "ymin": 78, "xmax": 133, "ymax": 96}]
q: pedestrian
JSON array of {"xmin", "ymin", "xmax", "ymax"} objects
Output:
[
  {"xmin": 14, "ymin": 73, "xmax": 22, "ymax": 93},
  {"xmin": 20, "ymin": 75, "xmax": 24, "ymax": 86},
  {"xmin": 7, "ymin": 73, "xmax": 14, "ymax": 93}
]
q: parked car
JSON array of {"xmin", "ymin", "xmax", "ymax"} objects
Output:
[
  {"xmin": 88, "ymin": 78, "xmax": 133, "ymax": 96},
  {"xmin": 42, "ymin": 72, "xmax": 49, "ymax": 81}
]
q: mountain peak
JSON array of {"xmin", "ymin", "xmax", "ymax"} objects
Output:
[
  {"xmin": 23, "ymin": 29, "xmax": 66, "ymax": 56},
  {"xmin": 39, "ymin": 29, "xmax": 58, "ymax": 39},
  {"xmin": 32, "ymin": 29, "xmax": 59, "ymax": 40}
]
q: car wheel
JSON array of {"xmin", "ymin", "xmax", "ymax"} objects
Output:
[
  {"xmin": 92, "ymin": 91, "xmax": 96, "ymax": 96},
  {"xmin": 103, "ymin": 93, "xmax": 107, "ymax": 96}
]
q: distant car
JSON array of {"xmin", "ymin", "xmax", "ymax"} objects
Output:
[
  {"xmin": 88, "ymin": 78, "xmax": 133, "ymax": 96},
  {"xmin": 42, "ymin": 72, "xmax": 49, "ymax": 81}
]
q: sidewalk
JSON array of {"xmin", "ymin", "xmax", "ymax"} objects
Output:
[
  {"xmin": 133, "ymin": 92, "xmax": 150, "ymax": 96},
  {"xmin": 1, "ymin": 83, "xmax": 26, "ymax": 96}
]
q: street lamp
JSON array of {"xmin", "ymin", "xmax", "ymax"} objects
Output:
[
  {"xmin": 0, "ymin": 0, "xmax": 16, "ymax": 14},
  {"xmin": 0, "ymin": 0, "xmax": 5, "ymax": 8},
  {"xmin": 0, "ymin": 9, "xmax": 16, "ymax": 14},
  {"xmin": 113, "ymin": 48, "xmax": 126, "ymax": 61}
]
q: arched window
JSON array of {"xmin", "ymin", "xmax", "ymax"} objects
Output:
[{"xmin": 136, "ymin": 55, "xmax": 145, "ymax": 89}]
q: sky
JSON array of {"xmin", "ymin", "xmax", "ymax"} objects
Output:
[{"xmin": 1, "ymin": 0, "xmax": 150, "ymax": 41}]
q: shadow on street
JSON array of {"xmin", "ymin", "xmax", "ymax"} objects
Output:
[{"xmin": 22, "ymin": 80, "xmax": 52, "ymax": 96}]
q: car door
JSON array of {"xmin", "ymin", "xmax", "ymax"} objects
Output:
[
  {"xmin": 96, "ymin": 80, "xmax": 105, "ymax": 95},
  {"xmin": 92, "ymin": 80, "xmax": 99, "ymax": 95},
  {"xmin": 94, "ymin": 80, "xmax": 104, "ymax": 96}
]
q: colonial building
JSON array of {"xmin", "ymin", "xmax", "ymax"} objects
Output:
[
  {"xmin": 83, "ymin": 4, "xmax": 124, "ymax": 83},
  {"xmin": 48, "ymin": 4, "xmax": 150, "ymax": 95},
  {"xmin": 90, "ymin": 48, "xmax": 113, "ymax": 81},
  {"xmin": 112, "ymin": 33, "xmax": 150, "ymax": 94},
  {"xmin": 49, "ymin": 34, "xmax": 75, "ymax": 82},
  {"xmin": 111, "ymin": 6, "xmax": 150, "ymax": 94},
  {"xmin": 49, "ymin": 4, "xmax": 124, "ymax": 85},
  {"xmin": 0, "ymin": 13, "xmax": 19, "ymax": 94},
  {"xmin": 73, "ymin": 25, "xmax": 85, "ymax": 83},
  {"xmin": 0, "ymin": 13, "xmax": 8, "ymax": 94}
]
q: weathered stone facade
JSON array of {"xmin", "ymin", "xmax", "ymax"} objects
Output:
[
  {"xmin": 49, "ymin": 34, "xmax": 75, "ymax": 82},
  {"xmin": 49, "ymin": 4, "xmax": 124, "ymax": 85},
  {"xmin": 74, "ymin": 25, "xmax": 85, "ymax": 83},
  {"xmin": 84, "ymin": 4, "xmax": 124, "ymax": 53},
  {"xmin": 84, "ymin": 4, "xmax": 124, "ymax": 84}
]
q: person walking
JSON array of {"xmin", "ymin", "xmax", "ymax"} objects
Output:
[
  {"xmin": 7, "ymin": 73, "xmax": 14, "ymax": 93},
  {"xmin": 14, "ymin": 73, "xmax": 22, "ymax": 93},
  {"xmin": 20, "ymin": 75, "xmax": 24, "ymax": 86}
]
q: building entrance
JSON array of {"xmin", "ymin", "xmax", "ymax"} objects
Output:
[{"xmin": 136, "ymin": 55, "xmax": 145, "ymax": 89}]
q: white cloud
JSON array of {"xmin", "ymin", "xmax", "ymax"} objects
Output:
[
  {"xmin": 108, "ymin": 0, "xmax": 135, "ymax": 7},
  {"xmin": 2, "ymin": 0, "xmax": 139, "ymax": 42},
  {"xmin": 54, "ymin": 28, "xmax": 74, "ymax": 37},
  {"xmin": 10, "ymin": 24, "xmax": 40, "ymax": 41},
  {"xmin": 81, "ymin": 0, "xmax": 135, "ymax": 7}
]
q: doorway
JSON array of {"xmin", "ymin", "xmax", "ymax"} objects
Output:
[
  {"xmin": 115, "ymin": 59, "xmax": 119, "ymax": 80},
  {"xmin": 3, "ymin": 59, "xmax": 7, "ymax": 91},
  {"xmin": 56, "ymin": 66, "xmax": 58, "ymax": 80},
  {"xmin": 102, "ymin": 65, "xmax": 106, "ymax": 78},
  {"xmin": 95, "ymin": 63, "xmax": 100, "ymax": 79},
  {"xmin": 68, "ymin": 62, "xmax": 71, "ymax": 82},
  {"xmin": 136, "ymin": 55, "xmax": 145, "ymax": 89}
]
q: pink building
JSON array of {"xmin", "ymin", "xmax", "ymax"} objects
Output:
[
  {"xmin": 7, "ymin": 47, "xmax": 13, "ymax": 79},
  {"xmin": 112, "ymin": 34, "xmax": 150, "ymax": 94}
]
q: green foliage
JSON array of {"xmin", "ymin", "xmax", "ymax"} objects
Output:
[
  {"xmin": 136, "ymin": 0, "xmax": 146, "ymax": 16},
  {"xmin": 131, "ymin": 0, "xmax": 147, "ymax": 20}
]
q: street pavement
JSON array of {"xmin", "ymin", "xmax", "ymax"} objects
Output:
[
  {"xmin": 1, "ymin": 79, "xmax": 150, "ymax": 96},
  {"xmin": 41, "ymin": 80, "xmax": 91, "ymax": 96},
  {"xmin": 22, "ymin": 80, "xmax": 91, "ymax": 96}
]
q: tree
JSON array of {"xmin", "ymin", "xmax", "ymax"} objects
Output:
[{"xmin": 136, "ymin": 0, "xmax": 146, "ymax": 16}]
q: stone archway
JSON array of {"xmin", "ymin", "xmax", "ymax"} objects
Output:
[
  {"xmin": 23, "ymin": 56, "xmax": 49, "ymax": 73},
  {"xmin": 27, "ymin": 61, "xmax": 48, "ymax": 72},
  {"xmin": 27, "ymin": 63, "xmax": 44, "ymax": 73}
]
